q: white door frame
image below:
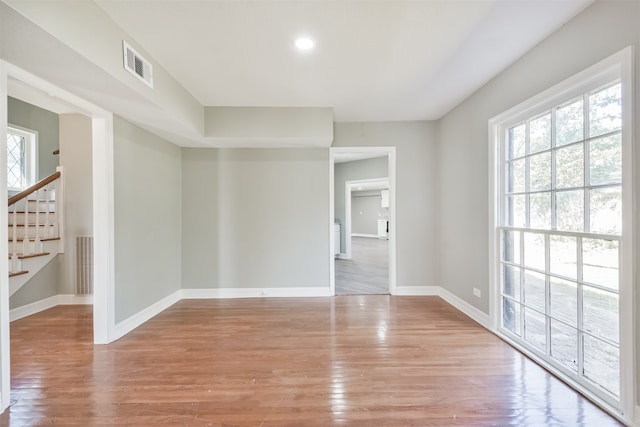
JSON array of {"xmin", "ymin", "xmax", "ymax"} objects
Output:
[
  {"xmin": 0, "ymin": 61, "xmax": 115, "ymax": 411},
  {"xmin": 329, "ymin": 147, "xmax": 396, "ymax": 296}
]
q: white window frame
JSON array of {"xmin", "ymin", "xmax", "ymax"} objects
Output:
[
  {"xmin": 6, "ymin": 124, "xmax": 37, "ymax": 191},
  {"xmin": 489, "ymin": 47, "xmax": 634, "ymax": 423}
]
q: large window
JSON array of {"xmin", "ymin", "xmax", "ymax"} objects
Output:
[
  {"xmin": 491, "ymin": 48, "xmax": 633, "ymax": 416},
  {"xmin": 6, "ymin": 125, "xmax": 36, "ymax": 191}
]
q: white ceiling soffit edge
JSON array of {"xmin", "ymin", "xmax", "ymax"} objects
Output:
[
  {"xmin": 8, "ymin": 77, "xmax": 92, "ymax": 116},
  {"xmin": 204, "ymin": 137, "xmax": 331, "ymax": 149}
]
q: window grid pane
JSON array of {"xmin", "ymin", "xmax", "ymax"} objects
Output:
[
  {"xmin": 499, "ymin": 81, "xmax": 622, "ymax": 400},
  {"xmin": 7, "ymin": 133, "xmax": 25, "ymax": 189}
]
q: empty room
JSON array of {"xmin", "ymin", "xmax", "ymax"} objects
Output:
[{"xmin": 1, "ymin": 0, "xmax": 639, "ymax": 425}]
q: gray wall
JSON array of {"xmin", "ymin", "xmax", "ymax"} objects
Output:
[
  {"xmin": 333, "ymin": 121, "xmax": 438, "ymax": 288},
  {"xmin": 352, "ymin": 191, "xmax": 387, "ymax": 236},
  {"xmin": 436, "ymin": 0, "xmax": 640, "ymax": 314},
  {"xmin": 181, "ymin": 149, "xmax": 219, "ymax": 290},
  {"xmin": 182, "ymin": 148, "xmax": 329, "ymax": 289},
  {"xmin": 113, "ymin": 117, "xmax": 181, "ymax": 323},
  {"xmin": 59, "ymin": 114, "xmax": 93, "ymax": 295},
  {"xmin": 435, "ymin": 0, "xmax": 640, "ymax": 405},
  {"xmin": 7, "ymin": 96, "xmax": 59, "ymax": 181},
  {"xmin": 334, "ymin": 157, "xmax": 388, "ymax": 250}
]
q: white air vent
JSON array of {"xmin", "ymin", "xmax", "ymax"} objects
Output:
[{"xmin": 122, "ymin": 41, "xmax": 153, "ymax": 88}]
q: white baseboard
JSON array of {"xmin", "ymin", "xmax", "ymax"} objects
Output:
[
  {"xmin": 9, "ymin": 286, "xmax": 491, "ymax": 353},
  {"xmin": 351, "ymin": 233, "xmax": 379, "ymax": 238},
  {"xmin": 10, "ymin": 294, "xmax": 93, "ymax": 322},
  {"xmin": 181, "ymin": 286, "xmax": 332, "ymax": 299},
  {"xmin": 390, "ymin": 286, "xmax": 491, "ymax": 329},
  {"xmin": 438, "ymin": 288, "xmax": 491, "ymax": 329},
  {"xmin": 58, "ymin": 294, "xmax": 94, "ymax": 305},
  {"xmin": 393, "ymin": 286, "xmax": 440, "ymax": 296},
  {"xmin": 113, "ymin": 290, "xmax": 181, "ymax": 341}
]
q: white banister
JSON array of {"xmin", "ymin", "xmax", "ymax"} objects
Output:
[
  {"xmin": 44, "ymin": 185, "xmax": 52, "ymax": 238},
  {"xmin": 33, "ymin": 187, "xmax": 41, "ymax": 254},
  {"xmin": 10, "ymin": 203, "xmax": 19, "ymax": 273},
  {"xmin": 7, "ymin": 169, "xmax": 63, "ymax": 276}
]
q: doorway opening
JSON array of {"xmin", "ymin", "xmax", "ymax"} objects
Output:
[
  {"xmin": 329, "ymin": 147, "xmax": 396, "ymax": 296},
  {"xmin": 1, "ymin": 61, "xmax": 114, "ymax": 410}
]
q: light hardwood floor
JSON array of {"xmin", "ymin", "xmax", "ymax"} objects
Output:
[
  {"xmin": 4, "ymin": 297, "xmax": 621, "ymax": 426},
  {"xmin": 336, "ymin": 236, "xmax": 388, "ymax": 295}
]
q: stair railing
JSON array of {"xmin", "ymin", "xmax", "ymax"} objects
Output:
[{"xmin": 8, "ymin": 168, "xmax": 63, "ymax": 275}]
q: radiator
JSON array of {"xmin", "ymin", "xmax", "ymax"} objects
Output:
[{"xmin": 76, "ymin": 236, "xmax": 93, "ymax": 295}]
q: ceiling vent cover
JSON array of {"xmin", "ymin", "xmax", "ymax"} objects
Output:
[{"xmin": 122, "ymin": 41, "xmax": 153, "ymax": 88}]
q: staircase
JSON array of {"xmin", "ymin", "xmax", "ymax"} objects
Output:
[{"xmin": 8, "ymin": 168, "xmax": 64, "ymax": 296}]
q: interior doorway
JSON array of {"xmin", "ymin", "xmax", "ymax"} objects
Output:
[
  {"xmin": 329, "ymin": 147, "xmax": 396, "ymax": 296},
  {"xmin": 335, "ymin": 178, "xmax": 389, "ymax": 295},
  {"xmin": 1, "ymin": 61, "xmax": 114, "ymax": 411}
]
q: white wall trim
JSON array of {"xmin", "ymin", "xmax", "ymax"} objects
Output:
[
  {"xmin": 91, "ymin": 114, "xmax": 115, "ymax": 345},
  {"xmin": 10, "ymin": 294, "xmax": 93, "ymax": 322},
  {"xmin": 112, "ymin": 290, "xmax": 181, "ymax": 341},
  {"xmin": 0, "ymin": 60, "xmax": 12, "ymax": 412},
  {"xmin": 181, "ymin": 287, "xmax": 332, "ymax": 299},
  {"xmin": 438, "ymin": 288, "xmax": 491, "ymax": 329},
  {"xmin": 329, "ymin": 151, "xmax": 336, "ymax": 296},
  {"xmin": 57, "ymin": 294, "xmax": 94, "ymax": 305},
  {"xmin": 393, "ymin": 286, "xmax": 440, "ymax": 296},
  {"xmin": 634, "ymin": 405, "xmax": 640, "ymax": 427},
  {"xmin": 393, "ymin": 285, "xmax": 491, "ymax": 329},
  {"xmin": 391, "ymin": 286, "xmax": 491, "ymax": 329}
]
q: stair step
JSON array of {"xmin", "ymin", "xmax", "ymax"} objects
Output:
[
  {"xmin": 8, "ymin": 237, "xmax": 61, "ymax": 242},
  {"xmin": 9, "ymin": 271, "xmax": 28, "ymax": 278},
  {"xmin": 8, "ymin": 252, "xmax": 51, "ymax": 260}
]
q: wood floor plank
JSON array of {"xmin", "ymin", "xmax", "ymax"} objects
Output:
[{"xmin": 3, "ymin": 297, "xmax": 622, "ymax": 426}]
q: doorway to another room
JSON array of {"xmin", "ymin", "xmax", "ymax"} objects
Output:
[{"xmin": 330, "ymin": 147, "xmax": 396, "ymax": 296}]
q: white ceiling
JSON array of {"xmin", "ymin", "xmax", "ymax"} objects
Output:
[{"xmin": 95, "ymin": 0, "xmax": 594, "ymax": 123}]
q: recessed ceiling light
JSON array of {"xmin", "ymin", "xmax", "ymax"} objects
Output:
[{"xmin": 295, "ymin": 37, "xmax": 314, "ymax": 51}]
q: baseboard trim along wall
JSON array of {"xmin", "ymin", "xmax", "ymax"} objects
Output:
[
  {"xmin": 437, "ymin": 288, "xmax": 491, "ymax": 329},
  {"xmin": 392, "ymin": 286, "xmax": 491, "ymax": 328},
  {"xmin": 112, "ymin": 290, "xmax": 181, "ymax": 341},
  {"xmin": 393, "ymin": 286, "xmax": 440, "ymax": 296},
  {"xmin": 10, "ymin": 294, "xmax": 93, "ymax": 322},
  {"xmin": 181, "ymin": 287, "xmax": 333, "ymax": 299},
  {"xmin": 10, "ymin": 286, "xmax": 492, "ymax": 347}
]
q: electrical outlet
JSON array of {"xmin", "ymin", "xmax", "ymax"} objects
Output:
[{"xmin": 473, "ymin": 288, "xmax": 481, "ymax": 298}]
